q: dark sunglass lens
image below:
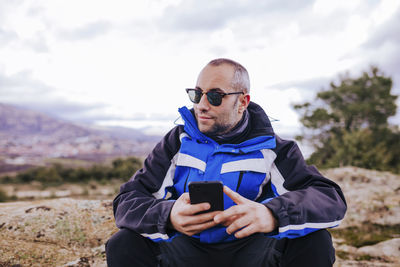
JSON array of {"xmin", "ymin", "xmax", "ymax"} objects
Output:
[
  {"xmin": 207, "ymin": 91, "xmax": 222, "ymax": 106},
  {"xmin": 193, "ymin": 90, "xmax": 202, "ymax": 103},
  {"xmin": 188, "ymin": 90, "xmax": 202, "ymax": 103},
  {"xmin": 187, "ymin": 90, "xmax": 194, "ymax": 102}
]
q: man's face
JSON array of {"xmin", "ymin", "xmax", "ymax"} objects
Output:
[{"xmin": 194, "ymin": 64, "xmax": 248, "ymax": 136}]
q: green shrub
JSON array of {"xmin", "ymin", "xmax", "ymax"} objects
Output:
[
  {"xmin": 0, "ymin": 188, "xmax": 8, "ymax": 202},
  {"xmin": 110, "ymin": 157, "xmax": 142, "ymax": 180},
  {"xmin": 8, "ymin": 156, "xmax": 143, "ymax": 184}
]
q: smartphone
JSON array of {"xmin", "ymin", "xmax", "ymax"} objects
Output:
[{"xmin": 188, "ymin": 181, "xmax": 224, "ymax": 213}]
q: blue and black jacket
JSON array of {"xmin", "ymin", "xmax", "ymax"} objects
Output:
[{"xmin": 113, "ymin": 102, "xmax": 346, "ymax": 243}]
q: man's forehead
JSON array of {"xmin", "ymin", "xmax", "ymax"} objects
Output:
[
  {"xmin": 196, "ymin": 64, "xmax": 235, "ymax": 88},
  {"xmin": 200, "ymin": 63, "xmax": 234, "ymax": 75}
]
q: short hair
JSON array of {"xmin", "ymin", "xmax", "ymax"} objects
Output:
[{"xmin": 207, "ymin": 58, "xmax": 250, "ymax": 94}]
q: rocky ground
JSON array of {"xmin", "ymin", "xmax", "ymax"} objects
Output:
[
  {"xmin": 0, "ymin": 166, "xmax": 399, "ymax": 266},
  {"xmin": 323, "ymin": 167, "xmax": 400, "ymax": 267},
  {"xmin": 0, "ymin": 198, "xmax": 117, "ymax": 267}
]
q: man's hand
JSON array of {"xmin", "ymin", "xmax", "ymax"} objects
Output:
[
  {"xmin": 214, "ymin": 186, "xmax": 278, "ymax": 239},
  {"xmin": 170, "ymin": 192, "xmax": 221, "ymax": 236}
]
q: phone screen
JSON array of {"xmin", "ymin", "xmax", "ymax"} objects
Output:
[{"xmin": 188, "ymin": 181, "xmax": 224, "ymax": 213}]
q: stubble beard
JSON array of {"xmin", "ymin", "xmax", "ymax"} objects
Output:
[
  {"xmin": 201, "ymin": 119, "xmax": 233, "ymax": 136},
  {"xmin": 197, "ymin": 98, "xmax": 240, "ymax": 136}
]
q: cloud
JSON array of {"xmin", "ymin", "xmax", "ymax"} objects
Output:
[
  {"xmin": 0, "ymin": 27, "xmax": 49, "ymax": 52},
  {"xmin": 0, "ymin": 0, "xmax": 23, "ymax": 24},
  {"xmin": 24, "ymin": 33, "xmax": 49, "ymax": 53},
  {"xmin": 267, "ymin": 75, "xmax": 339, "ymax": 104},
  {"xmin": 271, "ymin": 76, "xmax": 333, "ymax": 91},
  {"xmin": 57, "ymin": 20, "xmax": 112, "ymax": 41},
  {"xmin": 0, "ymin": 69, "xmax": 177, "ymax": 126},
  {"xmin": 0, "ymin": 70, "xmax": 52, "ymax": 94},
  {"xmin": 159, "ymin": 0, "xmax": 313, "ymax": 32},
  {"xmin": 26, "ymin": 3, "xmax": 46, "ymax": 17},
  {"xmin": 0, "ymin": 4, "xmax": 49, "ymax": 52},
  {"xmin": 11, "ymin": 100, "xmax": 106, "ymax": 121},
  {"xmin": 0, "ymin": 70, "xmax": 106, "ymax": 122},
  {"xmin": 0, "ymin": 27, "xmax": 18, "ymax": 47},
  {"xmin": 77, "ymin": 113, "xmax": 178, "ymax": 125},
  {"xmin": 360, "ymin": 6, "xmax": 400, "ymax": 93},
  {"xmin": 363, "ymin": 7, "xmax": 400, "ymax": 49}
]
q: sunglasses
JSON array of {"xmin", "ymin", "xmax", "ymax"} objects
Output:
[{"xmin": 186, "ymin": 88, "xmax": 244, "ymax": 106}]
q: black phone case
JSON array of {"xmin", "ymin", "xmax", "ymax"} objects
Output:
[{"xmin": 188, "ymin": 181, "xmax": 224, "ymax": 212}]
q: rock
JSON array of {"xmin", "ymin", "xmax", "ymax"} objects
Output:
[
  {"xmin": 322, "ymin": 167, "xmax": 400, "ymax": 228},
  {"xmin": 322, "ymin": 167, "xmax": 400, "ymax": 266},
  {"xmin": 357, "ymin": 238, "xmax": 400, "ymax": 261}
]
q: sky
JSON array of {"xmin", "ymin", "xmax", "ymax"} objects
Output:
[{"xmin": 1, "ymin": 0, "xmax": 399, "ymax": 139}]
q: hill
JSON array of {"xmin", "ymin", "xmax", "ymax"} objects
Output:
[
  {"xmin": 0, "ymin": 103, "xmax": 161, "ymax": 174},
  {"xmin": 0, "ymin": 167, "xmax": 399, "ymax": 266}
]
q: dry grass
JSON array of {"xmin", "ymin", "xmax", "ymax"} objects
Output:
[{"xmin": 0, "ymin": 198, "xmax": 118, "ymax": 266}]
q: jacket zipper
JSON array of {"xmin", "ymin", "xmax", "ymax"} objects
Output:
[{"xmin": 236, "ymin": 171, "xmax": 245, "ymax": 192}]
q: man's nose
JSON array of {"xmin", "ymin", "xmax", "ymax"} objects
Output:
[{"xmin": 196, "ymin": 92, "xmax": 211, "ymax": 110}]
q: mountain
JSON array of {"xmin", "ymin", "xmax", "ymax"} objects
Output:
[
  {"xmin": 0, "ymin": 103, "xmax": 92, "ymax": 137},
  {"xmin": 0, "ymin": 103, "xmax": 161, "ymax": 171}
]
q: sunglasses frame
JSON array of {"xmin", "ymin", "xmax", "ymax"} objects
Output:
[{"xmin": 186, "ymin": 88, "xmax": 244, "ymax": 106}]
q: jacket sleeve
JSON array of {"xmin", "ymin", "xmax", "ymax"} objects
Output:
[
  {"xmin": 264, "ymin": 135, "xmax": 347, "ymax": 239},
  {"xmin": 112, "ymin": 126, "xmax": 182, "ymax": 242}
]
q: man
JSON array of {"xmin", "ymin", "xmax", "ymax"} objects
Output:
[{"xmin": 106, "ymin": 58, "xmax": 347, "ymax": 267}]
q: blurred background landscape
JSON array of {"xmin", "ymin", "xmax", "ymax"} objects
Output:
[
  {"xmin": 1, "ymin": 73, "xmax": 399, "ymax": 266},
  {"xmin": 0, "ymin": 102, "xmax": 159, "ymax": 201},
  {"xmin": 1, "ymin": 0, "xmax": 399, "ymax": 266}
]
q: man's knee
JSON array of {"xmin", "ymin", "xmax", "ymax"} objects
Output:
[
  {"xmin": 106, "ymin": 228, "xmax": 160, "ymax": 267},
  {"xmin": 106, "ymin": 229, "xmax": 136, "ymax": 258},
  {"xmin": 307, "ymin": 229, "xmax": 335, "ymax": 253},
  {"xmin": 300, "ymin": 230, "xmax": 335, "ymax": 257},
  {"xmin": 281, "ymin": 230, "xmax": 335, "ymax": 266}
]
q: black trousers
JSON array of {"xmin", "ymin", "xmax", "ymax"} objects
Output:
[{"xmin": 105, "ymin": 229, "xmax": 335, "ymax": 267}]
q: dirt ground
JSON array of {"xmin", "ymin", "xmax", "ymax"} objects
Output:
[
  {"xmin": 0, "ymin": 166, "xmax": 399, "ymax": 266},
  {"xmin": 0, "ymin": 198, "xmax": 117, "ymax": 267}
]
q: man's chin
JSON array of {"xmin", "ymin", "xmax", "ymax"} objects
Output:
[
  {"xmin": 198, "ymin": 125, "xmax": 213, "ymax": 135},
  {"xmin": 197, "ymin": 122, "xmax": 216, "ymax": 135},
  {"xmin": 198, "ymin": 122, "xmax": 230, "ymax": 136}
]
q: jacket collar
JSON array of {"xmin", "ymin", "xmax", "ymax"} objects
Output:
[{"xmin": 178, "ymin": 101, "xmax": 275, "ymax": 149}]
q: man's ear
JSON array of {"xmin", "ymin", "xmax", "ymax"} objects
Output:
[{"xmin": 238, "ymin": 94, "xmax": 250, "ymax": 114}]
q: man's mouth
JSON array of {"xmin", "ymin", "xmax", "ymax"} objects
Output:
[
  {"xmin": 199, "ymin": 115, "xmax": 212, "ymax": 119},
  {"xmin": 197, "ymin": 113, "xmax": 214, "ymax": 122}
]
